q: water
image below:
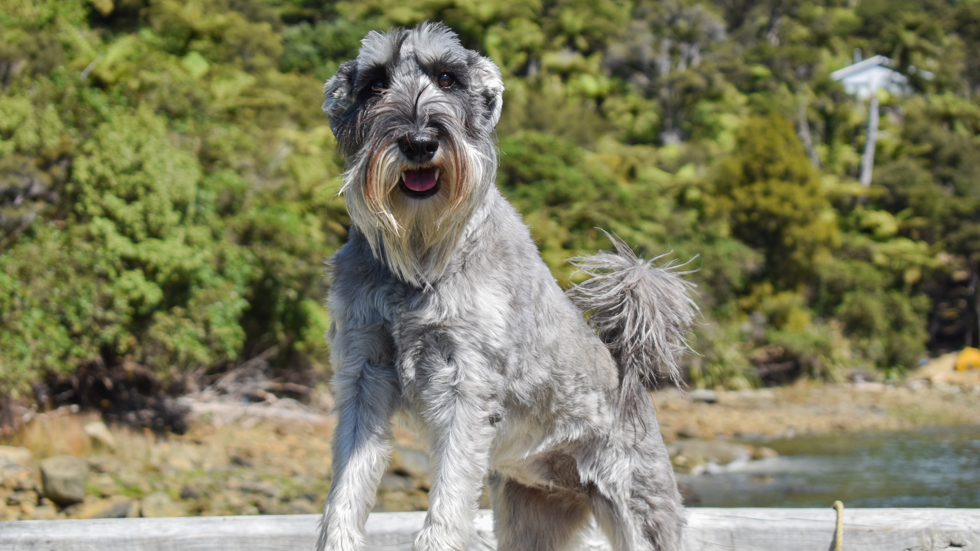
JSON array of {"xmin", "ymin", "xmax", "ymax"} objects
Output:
[{"xmin": 677, "ymin": 425, "xmax": 980, "ymax": 508}]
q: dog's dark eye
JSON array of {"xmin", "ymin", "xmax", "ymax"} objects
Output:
[
  {"xmin": 437, "ymin": 73, "xmax": 455, "ymax": 88},
  {"xmin": 371, "ymin": 80, "xmax": 386, "ymax": 93}
]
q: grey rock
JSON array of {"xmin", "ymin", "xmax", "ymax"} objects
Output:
[
  {"xmin": 6, "ymin": 490, "xmax": 34, "ymax": 505},
  {"xmin": 240, "ymin": 480, "xmax": 281, "ymax": 499},
  {"xmin": 17, "ymin": 499, "xmax": 36, "ymax": 519},
  {"xmin": 689, "ymin": 389, "xmax": 718, "ymax": 404},
  {"xmin": 40, "ymin": 455, "xmax": 89, "ymax": 506},
  {"xmin": 255, "ymin": 496, "xmax": 285, "ymax": 515},
  {"xmin": 86, "ymin": 455, "xmax": 123, "ymax": 474},
  {"xmin": 282, "ymin": 497, "xmax": 319, "ymax": 515},
  {"xmin": 378, "ymin": 473, "xmax": 415, "ymax": 492},
  {"xmin": 676, "ymin": 425, "xmax": 701, "ymax": 439},
  {"xmin": 390, "ymin": 445, "xmax": 431, "ymax": 481},
  {"xmin": 83, "ymin": 421, "xmax": 117, "ymax": 450},
  {"xmin": 0, "ymin": 447, "xmax": 34, "ymax": 469},
  {"xmin": 0, "ymin": 446, "xmax": 36, "ymax": 490},
  {"xmin": 667, "ymin": 439, "xmax": 752, "ymax": 474},
  {"xmin": 140, "ymin": 491, "xmax": 185, "ymax": 517},
  {"xmin": 32, "ymin": 504, "xmax": 58, "ymax": 520},
  {"xmin": 752, "ymin": 446, "xmax": 779, "ymax": 460},
  {"xmin": 89, "ymin": 472, "xmax": 116, "ymax": 497},
  {"xmin": 179, "ymin": 485, "xmax": 200, "ymax": 500},
  {"xmin": 734, "ymin": 388, "xmax": 775, "ymax": 401},
  {"xmin": 71, "ymin": 495, "xmax": 137, "ymax": 519}
]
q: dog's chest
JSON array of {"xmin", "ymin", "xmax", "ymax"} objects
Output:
[{"xmin": 388, "ymin": 277, "xmax": 510, "ymax": 393}]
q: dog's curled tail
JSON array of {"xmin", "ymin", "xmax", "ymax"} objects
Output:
[{"xmin": 566, "ymin": 235, "xmax": 699, "ymax": 405}]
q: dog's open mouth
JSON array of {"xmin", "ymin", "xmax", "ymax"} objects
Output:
[{"xmin": 400, "ymin": 168, "xmax": 440, "ymax": 198}]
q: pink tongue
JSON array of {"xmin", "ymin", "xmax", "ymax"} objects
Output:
[{"xmin": 403, "ymin": 169, "xmax": 438, "ymax": 192}]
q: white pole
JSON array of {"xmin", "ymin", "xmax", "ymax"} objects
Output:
[{"xmin": 860, "ymin": 94, "xmax": 880, "ymax": 186}]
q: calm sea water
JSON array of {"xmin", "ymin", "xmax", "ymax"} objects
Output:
[{"xmin": 677, "ymin": 425, "xmax": 980, "ymax": 508}]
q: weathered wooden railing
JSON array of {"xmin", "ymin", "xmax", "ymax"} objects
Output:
[{"xmin": 2, "ymin": 509, "xmax": 979, "ymax": 550}]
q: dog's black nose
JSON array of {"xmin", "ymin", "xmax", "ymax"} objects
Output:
[{"xmin": 399, "ymin": 134, "xmax": 439, "ymax": 163}]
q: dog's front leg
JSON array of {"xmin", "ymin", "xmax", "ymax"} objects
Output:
[
  {"xmin": 413, "ymin": 353, "xmax": 498, "ymax": 551},
  {"xmin": 318, "ymin": 324, "xmax": 400, "ymax": 551}
]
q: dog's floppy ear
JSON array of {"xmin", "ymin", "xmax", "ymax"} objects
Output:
[
  {"xmin": 468, "ymin": 53, "xmax": 504, "ymax": 129},
  {"xmin": 323, "ymin": 60, "xmax": 358, "ymax": 133}
]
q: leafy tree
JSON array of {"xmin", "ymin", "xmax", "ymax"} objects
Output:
[
  {"xmin": 712, "ymin": 114, "xmax": 839, "ymax": 286},
  {"xmin": 5, "ymin": 0, "xmax": 980, "ymax": 402}
]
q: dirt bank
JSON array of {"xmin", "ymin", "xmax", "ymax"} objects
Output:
[{"xmin": 655, "ymin": 378, "xmax": 980, "ymax": 443}]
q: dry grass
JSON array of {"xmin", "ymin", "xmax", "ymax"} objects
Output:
[
  {"xmin": 5, "ymin": 410, "xmax": 167, "ymax": 466},
  {"xmin": 8, "ymin": 411, "xmax": 98, "ymax": 459}
]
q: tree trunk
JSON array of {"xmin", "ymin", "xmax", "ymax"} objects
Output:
[
  {"xmin": 860, "ymin": 95, "xmax": 880, "ymax": 187},
  {"xmin": 970, "ymin": 266, "xmax": 979, "ymax": 349},
  {"xmin": 796, "ymin": 102, "xmax": 821, "ymax": 169}
]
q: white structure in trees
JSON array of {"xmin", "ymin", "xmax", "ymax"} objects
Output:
[
  {"xmin": 831, "ymin": 54, "xmax": 920, "ymax": 187},
  {"xmin": 830, "ymin": 54, "xmax": 933, "ymax": 186},
  {"xmin": 830, "ymin": 55, "xmax": 910, "ymax": 100}
]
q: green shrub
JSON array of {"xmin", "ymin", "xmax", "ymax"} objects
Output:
[
  {"xmin": 766, "ymin": 322, "xmax": 851, "ymax": 382},
  {"xmin": 837, "ymin": 291, "xmax": 930, "ymax": 371},
  {"xmin": 2, "ymin": 0, "xmax": 977, "ymax": 399},
  {"xmin": 688, "ymin": 323, "xmax": 758, "ymax": 390}
]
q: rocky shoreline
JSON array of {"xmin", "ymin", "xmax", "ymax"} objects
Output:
[
  {"xmin": 0, "ymin": 410, "xmax": 440, "ymax": 522},
  {"xmin": 3, "ymin": 355, "xmax": 980, "ymax": 522}
]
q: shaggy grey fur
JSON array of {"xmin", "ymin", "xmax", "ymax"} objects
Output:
[
  {"xmin": 567, "ymin": 236, "xmax": 699, "ymax": 424},
  {"xmin": 317, "ymin": 22, "xmax": 697, "ymax": 551}
]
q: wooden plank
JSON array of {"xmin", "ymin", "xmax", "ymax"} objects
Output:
[
  {"xmin": 686, "ymin": 508, "xmax": 980, "ymax": 551},
  {"xmin": 1, "ymin": 509, "xmax": 978, "ymax": 550}
]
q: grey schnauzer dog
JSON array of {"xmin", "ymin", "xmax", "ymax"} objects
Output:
[{"xmin": 317, "ymin": 22, "xmax": 697, "ymax": 551}]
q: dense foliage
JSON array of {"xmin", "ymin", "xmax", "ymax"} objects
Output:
[{"xmin": 2, "ymin": 0, "xmax": 979, "ymax": 398}]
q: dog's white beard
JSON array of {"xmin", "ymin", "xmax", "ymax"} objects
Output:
[{"xmin": 342, "ymin": 138, "xmax": 495, "ymax": 288}]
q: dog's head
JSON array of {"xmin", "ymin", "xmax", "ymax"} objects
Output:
[{"xmin": 323, "ymin": 22, "xmax": 504, "ymax": 287}]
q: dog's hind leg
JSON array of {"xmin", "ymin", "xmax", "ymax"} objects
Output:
[
  {"xmin": 591, "ymin": 489, "xmax": 683, "ymax": 551},
  {"xmin": 627, "ymin": 409, "xmax": 686, "ymax": 551},
  {"xmin": 624, "ymin": 466, "xmax": 685, "ymax": 551},
  {"xmin": 590, "ymin": 428, "xmax": 685, "ymax": 551},
  {"xmin": 490, "ymin": 475, "xmax": 592, "ymax": 551},
  {"xmin": 591, "ymin": 489, "xmax": 645, "ymax": 551}
]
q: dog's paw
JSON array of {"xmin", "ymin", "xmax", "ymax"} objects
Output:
[
  {"xmin": 317, "ymin": 526, "xmax": 364, "ymax": 551},
  {"xmin": 413, "ymin": 523, "xmax": 468, "ymax": 551}
]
